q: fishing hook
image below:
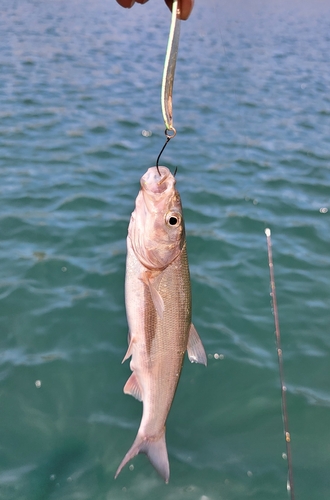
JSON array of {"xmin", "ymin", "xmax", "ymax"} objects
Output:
[
  {"xmin": 156, "ymin": 137, "xmax": 170, "ymax": 176},
  {"xmin": 156, "ymin": 127, "xmax": 176, "ymax": 176}
]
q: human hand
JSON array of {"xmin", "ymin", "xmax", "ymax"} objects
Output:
[{"xmin": 116, "ymin": 0, "xmax": 194, "ymax": 20}]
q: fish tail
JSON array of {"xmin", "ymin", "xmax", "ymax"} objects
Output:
[{"xmin": 115, "ymin": 429, "xmax": 169, "ymax": 483}]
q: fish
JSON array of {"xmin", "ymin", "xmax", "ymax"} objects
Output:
[{"xmin": 115, "ymin": 166, "xmax": 207, "ymax": 483}]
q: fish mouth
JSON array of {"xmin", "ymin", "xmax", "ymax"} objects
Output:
[{"xmin": 141, "ymin": 166, "xmax": 175, "ymax": 195}]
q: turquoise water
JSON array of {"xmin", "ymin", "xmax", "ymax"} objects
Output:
[{"xmin": 1, "ymin": 0, "xmax": 330, "ymax": 498}]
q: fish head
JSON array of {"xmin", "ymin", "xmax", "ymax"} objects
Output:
[{"xmin": 129, "ymin": 166, "xmax": 185, "ymax": 270}]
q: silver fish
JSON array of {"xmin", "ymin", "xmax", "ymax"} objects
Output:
[{"xmin": 115, "ymin": 166, "xmax": 207, "ymax": 483}]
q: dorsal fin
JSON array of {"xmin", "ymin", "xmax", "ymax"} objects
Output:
[{"xmin": 187, "ymin": 324, "xmax": 207, "ymax": 366}]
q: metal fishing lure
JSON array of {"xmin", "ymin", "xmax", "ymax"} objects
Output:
[{"xmin": 157, "ymin": 0, "xmax": 181, "ymax": 173}]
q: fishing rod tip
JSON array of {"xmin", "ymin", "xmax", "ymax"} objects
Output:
[{"xmin": 265, "ymin": 228, "xmax": 271, "ymax": 237}]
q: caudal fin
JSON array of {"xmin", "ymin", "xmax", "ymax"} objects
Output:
[{"xmin": 115, "ymin": 430, "xmax": 169, "ymax": 483}]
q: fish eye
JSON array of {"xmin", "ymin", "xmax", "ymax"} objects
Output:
[{"xmin": 165, "ymin": 212, "xmax": 181, "ymax": 227}]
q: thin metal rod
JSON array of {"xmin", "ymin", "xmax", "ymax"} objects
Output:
[
  {"xmin": 265, "ymin": 228, "xmax": 295, "ymax": 500},
  {"xmin": 161, "ymin": 0, "xmax": 181, "ymax": 132}
]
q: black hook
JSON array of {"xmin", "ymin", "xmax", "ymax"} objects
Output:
[
  {"xmin": 156, "ymin": 136, "xmax": 170, "ymax": 176},
  {"xmin": 156, "ymin": 127, "xmax": 178, "ymax": 176}
]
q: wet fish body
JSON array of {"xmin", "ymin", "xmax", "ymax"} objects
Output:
[{"xmin": 115, "ymin": 166, "xmax": 206, "ymax": 482}]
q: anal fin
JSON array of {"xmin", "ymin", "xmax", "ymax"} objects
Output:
[
  {"xmin": 123, "ymin": 373, "xmax": 143, "ymax": 401},
  {"xmin": 187, "ymin": 324, "xmax": 207, "ymax": 366}
]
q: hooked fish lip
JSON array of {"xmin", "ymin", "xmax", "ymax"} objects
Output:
[{"xmin": 141, "ymin": 166, "xmax": 175, "ymax": 195}]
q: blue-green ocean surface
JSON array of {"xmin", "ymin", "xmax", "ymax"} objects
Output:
[{"xmin": 0, "ymin": 0, "xmax": 330, "ymax": 498}]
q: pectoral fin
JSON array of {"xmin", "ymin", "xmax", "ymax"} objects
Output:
[
  {"xmin": 139, "ymin": 271, "xmax": 165, "ymax": 318},
  {"xmin": 147, "ymin": 279, "xmax": 165, "ymax": 318},
  {"xmin": 187, "ymin": 324, "xmax": 207, "ymax": 366},
  {"xmin": 123, "ymin": 373, "xmax": 143, "ymax": 401}
]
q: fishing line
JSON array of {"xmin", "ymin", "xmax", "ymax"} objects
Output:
[{"xmin": 265, "ymin": 228, "xmax": 295, "ymax": 500}]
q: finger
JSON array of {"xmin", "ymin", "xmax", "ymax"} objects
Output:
[
  {"xmin": 116, "ymin": 0, "xmax": 148, "ymax": 7},
  {"xmin": 116, "ymin": 0, "xmax": 135, "ymax": 7},
  {"xmin": 164, "ymin": 0, "xmax": 194, "ymax": 20}
]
